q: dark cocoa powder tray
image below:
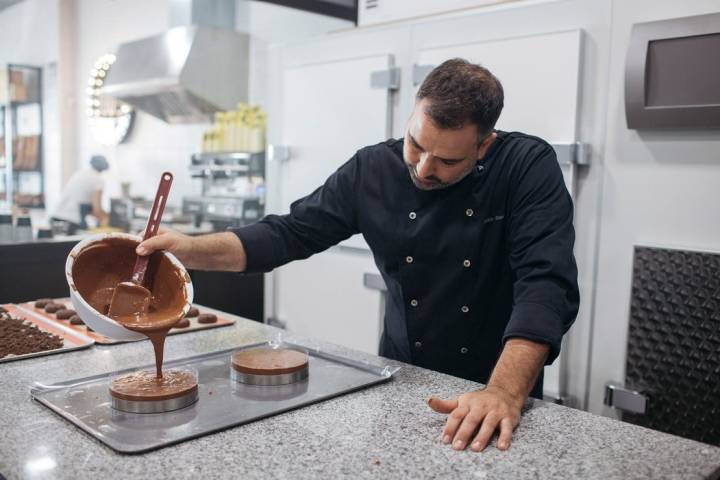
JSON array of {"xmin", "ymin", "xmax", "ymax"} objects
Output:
[
  {"xmin": 0, "ymin": 304, "xmax": 94, "ymax": 363},
  {"xmin": 30, "ymin": 341, "xmax": 400, "ymax": 453},
  {"xmin": 18, "ymin": 299, "xmax": 235, "ymax": 345}
]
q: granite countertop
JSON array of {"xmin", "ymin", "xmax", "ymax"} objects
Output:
[{"xmin": 1, "ymin": 310, "xmax": 719, "ymax": 480}]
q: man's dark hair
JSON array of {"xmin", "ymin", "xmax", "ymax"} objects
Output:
[{"xmin": 416, "ymin": 58, "xmax": 504, "ymax": 138}]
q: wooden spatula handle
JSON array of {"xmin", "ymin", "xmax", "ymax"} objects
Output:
[{"xmin": 131, "ymin": 172, "xmax": 174, "ymax": 285}]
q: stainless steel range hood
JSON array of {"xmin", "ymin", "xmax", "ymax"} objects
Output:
[{"xmin": 103, "ymin": 0, "xmax": 249, "ymax": 124}]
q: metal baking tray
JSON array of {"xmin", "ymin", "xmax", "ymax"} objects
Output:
[
  {"xmin": 0, "ymin": 304, "xmax": 94, "ymax": 363},
  {"xmin": 30, "ymin": 341, "xmax": 400, "ymax": 453}
]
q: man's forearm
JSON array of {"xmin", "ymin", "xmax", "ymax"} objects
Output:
[
  {"xmin": 487, "ymin": 338, "xmax": 549, "ymax": 401},
  {"xmin": 186, "ymin": 232, "xmax": 247, "ymax": 271}
]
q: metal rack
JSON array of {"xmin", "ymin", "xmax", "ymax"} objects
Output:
[
  {"xmin": 0, "ymin": 64, "xmax": 44, "ymax": 210},
  {"xmin": 182, "ymin": 151, "xmax": 266, "ymax": 230}
]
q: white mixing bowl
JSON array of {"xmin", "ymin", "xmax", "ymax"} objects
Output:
[{"xmin": 65, "ymin": 232, "xmax": 194, "ymax": 341}]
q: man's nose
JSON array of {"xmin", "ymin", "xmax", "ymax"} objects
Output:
[{"xmin": 416, "ymin": 154, "xmax": 433, "ymax": 178}]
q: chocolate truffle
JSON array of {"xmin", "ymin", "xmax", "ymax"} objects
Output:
[
  {"xmin": 34, "ymin": 298, "xmax": 52, "ymax": 308},
  {"xmin": 44, "ymin": 303, "xmax": 62, "ymax": 313},
  {"xmin": 197, "ymin": 313, "xmax": 217, "ymax": 324},
  {"xmin": 69, "ymin": 315, "xmax": 84, "ymax": 325},
  {"xmin": 174, "ymin": 318, "xmax": 190, "ymax": 329},
  {"xmin": 185, "ymin": 307, "xmax": 199, "ymax": 318},
  {"xmin": 231, "ymin": 348, "xmax": 309, "ymax": 376},
  {"xmin": 55, "ymin": 309, "xmax": 76, "ymax": 320}
]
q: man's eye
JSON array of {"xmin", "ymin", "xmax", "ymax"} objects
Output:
[{"xmin": 441, "ymin": 160, "xmax": 460, "ymax": 166}]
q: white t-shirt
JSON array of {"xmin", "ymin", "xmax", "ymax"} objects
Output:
[{"xmin": 52, "ymin": 168, "xmax": 105, "ymax": 225}]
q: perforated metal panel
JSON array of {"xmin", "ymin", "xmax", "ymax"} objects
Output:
[{"xmin": 624, "ymin": 246, "xmax": 720, "ymax": 445}]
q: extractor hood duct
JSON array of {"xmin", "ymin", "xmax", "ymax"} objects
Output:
[{"xmin": 103, "ymin": 0, "xmax": 249, "ymax": 124}]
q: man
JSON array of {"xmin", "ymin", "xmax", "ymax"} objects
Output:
[
  {"xmin": 51, "ymin": 155, "xmax": 110, "ymax": 233},
  {"xmin": 138, "ymin": 59, "xmax": 579, "ymax": 452}
]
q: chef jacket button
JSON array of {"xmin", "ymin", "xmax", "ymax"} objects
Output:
[
  {"xmin": 460, "ymin": 347, "xmax": 469, "ymax": 354},
  {"xmin": 465, "ymin": 208, "xmax": 474, "ymax": 217},
  {"xmin": 406, "ymin": 256, "xmax": 414, "ymax": 264},
  {"xmin": 409, "ymin": 211, "xmax": 417, "ymax": 220},
  {"xmin": 463, "ymin": 259, "xmax": 471, "ymax": 268},
  {"xmin": 414, "ymin": 341, "xmax": 422, "ymax": 349},
  {"xmin": 461, "ymin": 305, "xmax": 470, "ymax": 313},
  {"xmin": 410, "ymin": 299, "xmax": 418, "ymax": 307}
]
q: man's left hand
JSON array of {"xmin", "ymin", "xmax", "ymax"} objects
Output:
[{"xmin": 428, "ymin": 385, "xmax": 523, "ymax": 452}]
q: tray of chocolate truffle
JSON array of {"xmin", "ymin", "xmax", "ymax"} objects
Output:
[
  {"xmin": 18, "ymin": 299, "xmax": 234, "ymax": 345},
  {"xmin": 30, "ymin": 340, "xmax": 401, "ymax": 453},
  {"xmin": 0, "ymin": 304, "xmax": 94, "ymax": 363}
]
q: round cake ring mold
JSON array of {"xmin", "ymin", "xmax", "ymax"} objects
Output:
[
  {"xmin": 111, "ymin": 389, "xmax": 199, "ymax": 414},
  {"xmin": 231, "ymin": 367, "xmax": 309, "ymax": 386},
  {"xmin": 65, "ymin": 232, "xmax": 194, "ymax": 341},
  {"xmin": 109, "ymin": 367, "xmax": 199, "ymax": 414}
]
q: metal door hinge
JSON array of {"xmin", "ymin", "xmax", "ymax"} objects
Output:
[
  {"xmin": 267, "ymin": 144, "xmax": 290, "ymax": 163},
  {"xmin": 363, "ymin": 272, "xmax": 387, "ymax": 292},
  {"xmin": 413, "ymin": 64, "xmax": 435, "ymax": 86},
  {"xmin": 551, "ymin": 142, "xmax": 591, "ymax": 166},
  {"xmin": 370, "ymin": 67, "xmax": 401, "ymax": 91},
  {"xmin": 604, "ymin": 382, "xmax": 649, "ymax": 414}
]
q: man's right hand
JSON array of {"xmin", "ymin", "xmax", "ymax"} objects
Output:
[
  {"xmin": 135, "ymin": 229, "xmax": 247, "ymax": 272},
  {"xmin": 136, "ymin": 228, "xmax": 195, "ymax": 266}
]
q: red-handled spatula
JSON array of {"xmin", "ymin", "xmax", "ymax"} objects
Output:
[{"xmin": 107, "ymin": 172, "xmax": 174, "ymax": 320}]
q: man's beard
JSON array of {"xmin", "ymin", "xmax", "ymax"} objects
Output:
[{"xmin": 405, "ymin": 161, "xmax": 475, "ymax": 191}]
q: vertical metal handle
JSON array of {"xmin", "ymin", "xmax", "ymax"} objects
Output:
[{"xmin": 604, "ymin": 382, "xmax": 649, "ymax": 414}]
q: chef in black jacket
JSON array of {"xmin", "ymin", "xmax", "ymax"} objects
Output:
[{"xmin": 138, "ymin": 58, "xmax": 579, "ymax": 453}]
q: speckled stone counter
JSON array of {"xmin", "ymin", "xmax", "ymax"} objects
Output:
[{"xmin": 1, "ymin": 309, "xmax": 719, "ymax": 480}]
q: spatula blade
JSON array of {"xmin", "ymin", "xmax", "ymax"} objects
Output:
[{"xmin": 107, "ymin": 281, "xmax": 152, "ymax": 320}]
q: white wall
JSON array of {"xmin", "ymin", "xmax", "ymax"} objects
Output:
[
  {"xmin": 238, "ymin": 1, "xmax": 351, "ymax": 117},
  {"xmin": 0, "ymin": 0, "xmax": 58, "ymax": 66},
  {"xmin": 71, "ymin": 0, "xmax": 203, "ymax": 210},
  {"xmin": 587, "ymin": 0, "xmax": 720, "ymax": 415},
  {"xmin": 64, "ymin": 0, "xmax": 348, "ymax": 212}
]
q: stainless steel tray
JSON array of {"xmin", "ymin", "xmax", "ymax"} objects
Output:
[{"xmin": 30, "ymin": 341, "xmax": 400, "ymax": 454}]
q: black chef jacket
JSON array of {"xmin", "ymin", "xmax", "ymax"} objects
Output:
[{"xmin": 233, "ymin": 131, "xmax": 579, "ymax": 398}]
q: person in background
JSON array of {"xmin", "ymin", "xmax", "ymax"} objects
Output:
[{"xmin": 50, "ymin": 155, "xmax": 110, "ymax": 234}]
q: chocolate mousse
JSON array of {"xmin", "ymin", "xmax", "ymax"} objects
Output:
[
  {"xmin": 231, "ymin": 348, "xmax": 309, "ymax": 376},
  {"xmin": 109, "ymin": 369, "xmax": 197, "ymax": 402},
  {"xmin": 185, "ymin": 307, "xmax": 199, "ymax": 318},
  {"xmin": 72, "ymin": 237, "xmax": 188, "ymax": 380}
]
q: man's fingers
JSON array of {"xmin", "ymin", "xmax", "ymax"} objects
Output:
[
  {"xmin": 470, "ymin": 414, "xmax": 501, "ymax": 452},
  {"xmin": 496, "ymin": 417, "xmax": 514, "ymax": 451},
  {"xmin": 427, "ymin": 396, "xmax": 458, "ymax": 414},
  {"xmin": 452, "ymin": 410, "xmax": 486, "ymax": 450},
  {"xmin": 441, "ymin": 406, "xmax": 468, "ymax": 444},
  {"xmin": 137, "ymin": 234, "xmax": 174, "ymax": 256}
]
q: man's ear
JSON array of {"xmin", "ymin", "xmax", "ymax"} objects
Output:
[{"xmin": 477, "ymin": 132, "xmax": 497, "ymax": 160}]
